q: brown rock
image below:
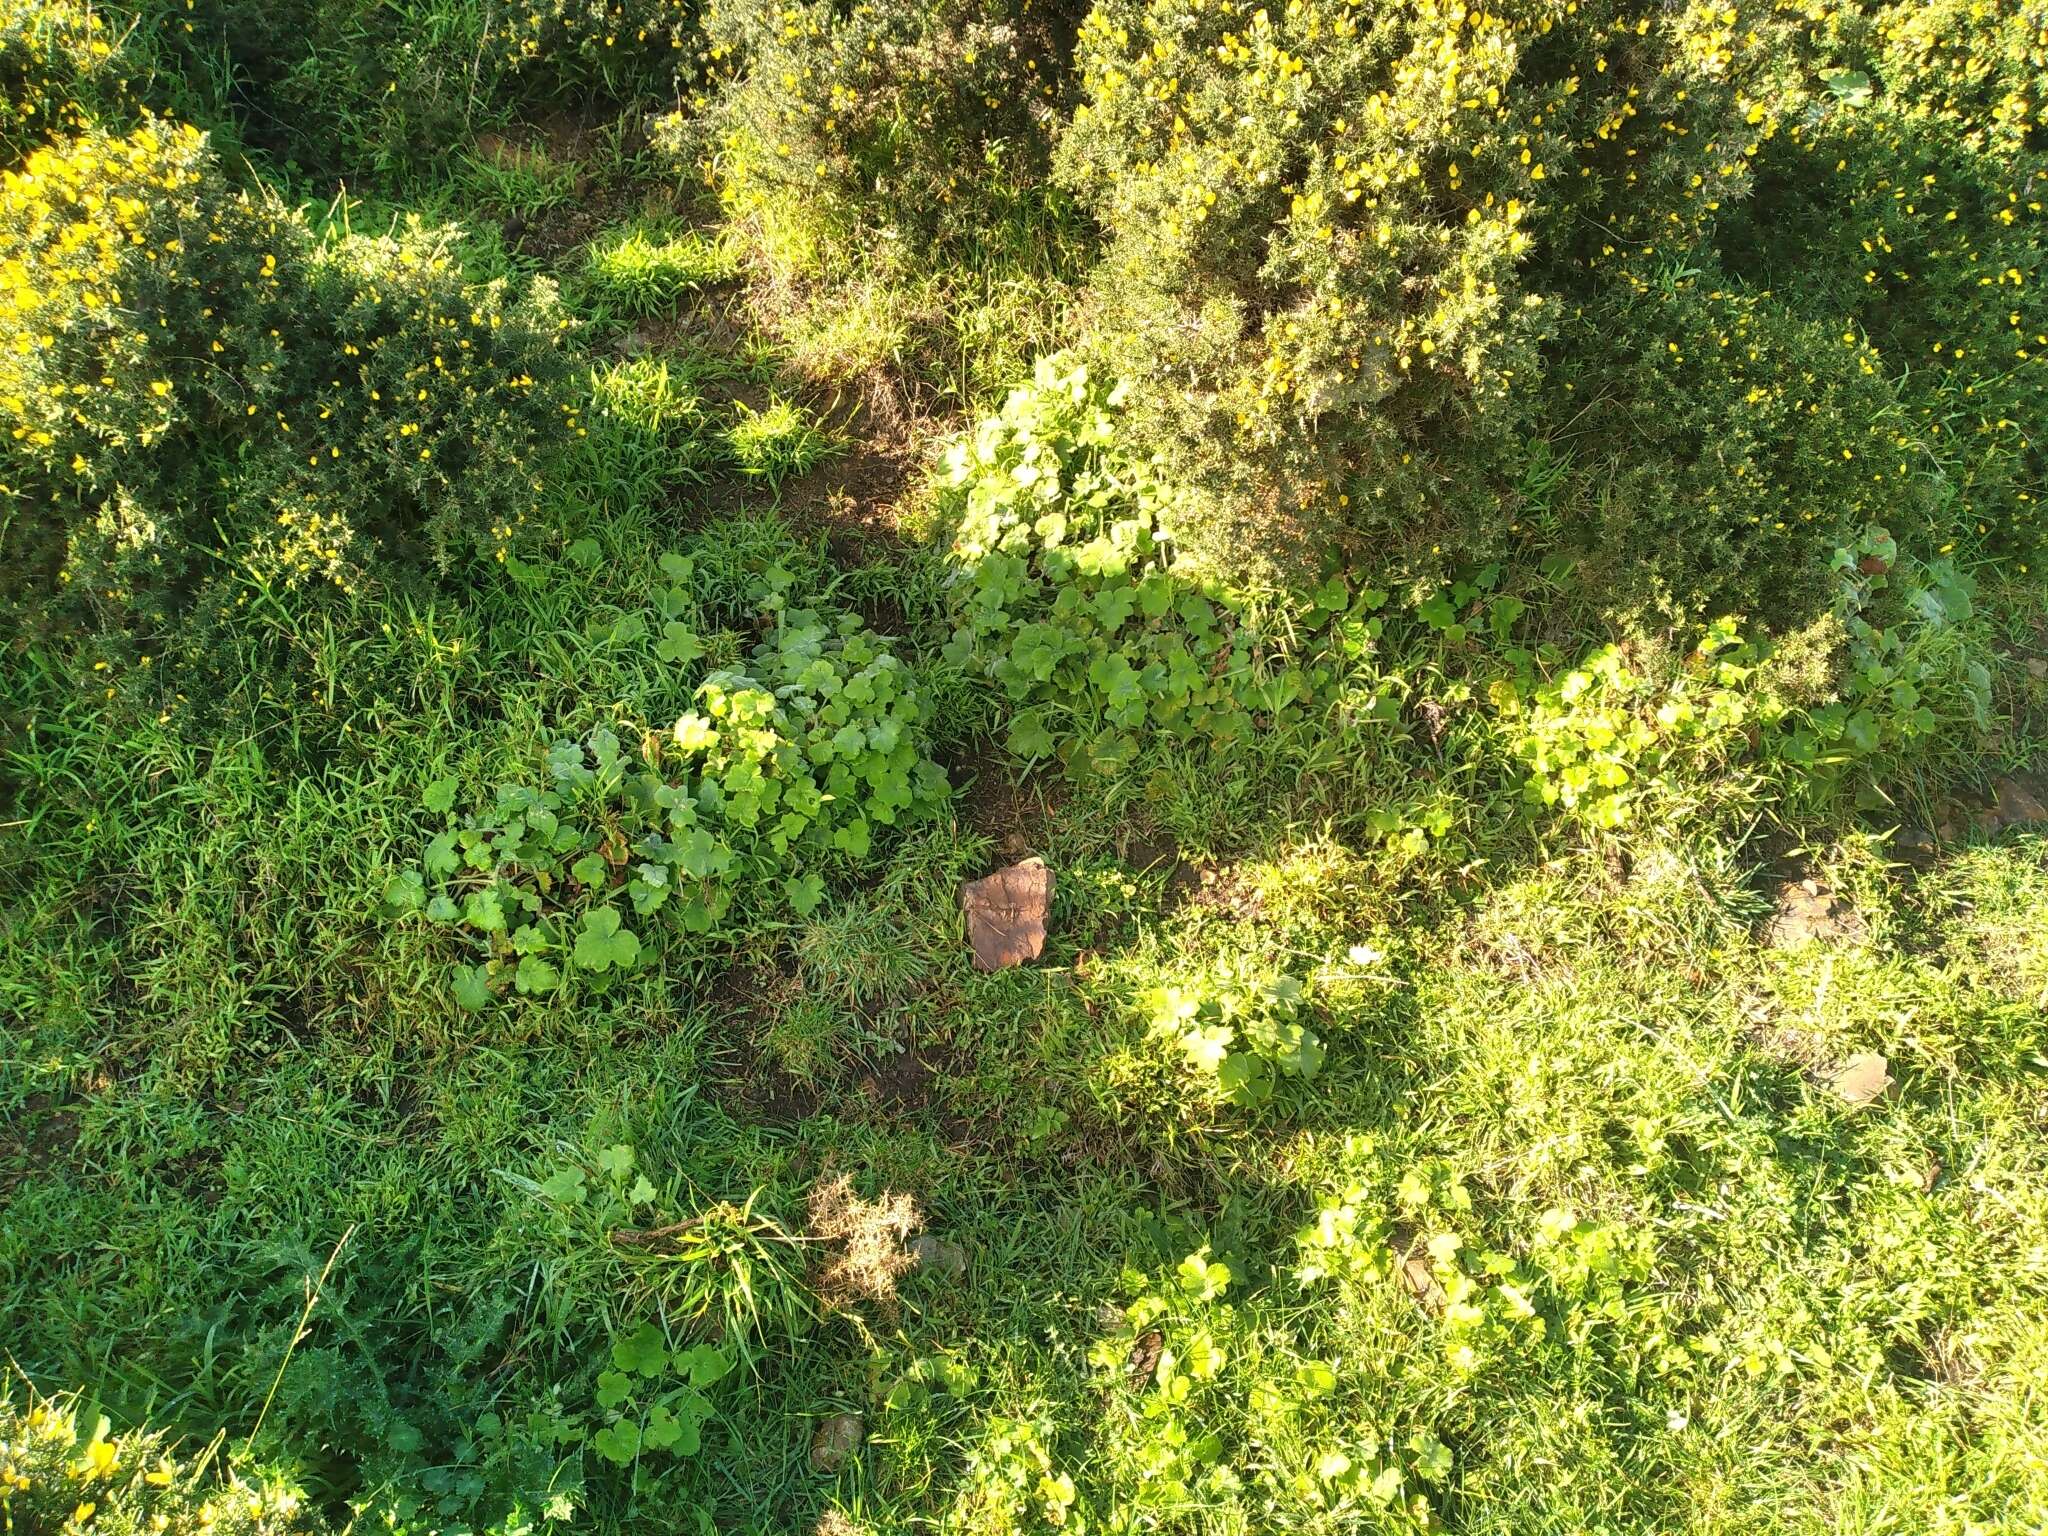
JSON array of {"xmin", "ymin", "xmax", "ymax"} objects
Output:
[
  {"xmin": 1974, "ymin": 776, "xmax": 2048, "ymax": 837},
  {"xmin": 961, "ymin": 858, "xmax": 1052, "ymax": 971},
  {"xmin": 1126, "ymin": 1329, "xmax": 1164, "ymax": 1388},
  {"xmin": 809, "ymin": 1413, "xmax": 864, "ymax": 1474},
  {"xmin": 1396, "ymin": 1249, "xmax": 1447, "ymax": 1313},
  {"xmin": 1829, "ymin": 1052, "xmax": 1894, "ymax": 1108},
  {"xmin": 910, "ymin": 1234, "xmax": 967, "ymax": 1281},
  {"xmin": 1763, "ymin": 880, "xmax": 1866, "ymax": 947}
]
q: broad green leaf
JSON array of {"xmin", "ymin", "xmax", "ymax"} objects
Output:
[
  {"xmin": 612, "ymin": 1321, "xmax": 667, "ymax": 1377},
  {"xmin": 678, "ymin": 1344, "xmax": 730, "ymax": 1387},
  {"xmin": 382, "ymin": 869, "xmax": 425, "ymax": 912},
  {"xmin": 422, "ymin": 777, "xmax": 459, "ymax": 814},
  {"xmin": 592, "ymin": 1419, "xmax": 640, "ymax": 1464},
  {"xmin": 514, "ymin": 954, "xmax": 561, "ymax": 995},
  {"xmin": 572, "ymin": 907, "xmax": 641, "ymax": 972},
  {"xmin": 450, "ymin": 965, "xmax": 491, "ymax": 1012},
  {"xmin": 538, "ymin": 1166, "xmax": 586, "ymax": 1204},
  {"xmin": 657, "ymin": 622, "xmax": 706, "ymax": 666}
]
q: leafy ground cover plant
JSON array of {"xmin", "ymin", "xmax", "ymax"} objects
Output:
[
  {"xmin": 1146, "ymin": 968, "xmax": 1320, "ymax": 1108},
  {"xmin": 401, "ymin": 573, "xmax": 947, "ymax": 1005},
  {"xmin": 940, "ymin": 357, "xmax": 1315, "ymax": 776}
]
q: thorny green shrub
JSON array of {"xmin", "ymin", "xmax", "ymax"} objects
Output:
[
  {"xmin": 1053, "ymin": 0, "xmax": 1761, "ymax": 581},
  {"xmin": 0, "ymin": 0, "xmax": 114, "ymax": 161},
  {"xmin": 0, "ymin": 1390, "xmax": 323, "ymax": 1536},
  {"xmin": 1055, "ymin": 0, "xmax": 2047, "ymax": 605},
  {"xmin": 0, "ymin": 120, "xmax": 573, "ymax": 694},
  {"xmin": 497, "ymin": 0, "xmax": 701, "ymax": 99},
  {"xmin": 681, "ymin": 0, "xmax": 1069, "ymax": 258},
  {"xmin": 397, "ymin": 571, "xmax": 947, "ymax": 1005}
]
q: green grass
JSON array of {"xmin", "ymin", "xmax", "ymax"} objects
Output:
[
  {"xmin": 580, "ymin": 222, "xmax": 741, "ymax": 328},
  {"xmin": 5, "ymin": 38, "xmax": 2048, "ymax": 1536},
  {"xmin": 7, "ymin": 490, "xmax": 2046, "ymax": 1531}
]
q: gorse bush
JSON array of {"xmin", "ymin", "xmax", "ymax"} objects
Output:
[
  {"xmin": 0, "ymin": 1390, "xmax": 323, "ymax": 1536},
  {"xmin": 0, "ymin": 0, "xmax": 115, "ymax": 161},
  {"xmin": 1053, "ymin": 0, "xmax": 2046, "ymax": 610},
  {"xmin": 689, "ymin": 0, "xmax": 1068, "ymax": 256},
  {"xmin": 0, "ymin": 118, "xmax": 573, "ymax": 690},
  {"xmin": 497, "ymin": 0, "xmax": 701, "ymax": 99}
]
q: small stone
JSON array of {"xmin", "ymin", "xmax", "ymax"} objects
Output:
[
  {"xmin": 1396, "ymin": 1249, "xmax": 1447, "ymax": 1313},
  {"xmin": 1829, "ymin": 1052, "xmax": 1894, "ymax": 1108},
  {"xmin": 1763, "ymin": 880, "xmax": 1865, "ymax": 947},
  {"xmin": 910, "ymin": 1235, "xmax": 967, "ymax": 1281},
  {"xmin": 961, "ymin": 858, "xmax": 1053, "ymax": 971},
  {"xmin": 2027, "ymin": 657, "xmax": 2048, "ymax": 681},
  {"xmin": 809, "ymin": 1412, "xmax": 864, "ymax": 1474},
  {"xmin": 1974, "ymin": 776, "xmax": 2048, "ymax": 837}
]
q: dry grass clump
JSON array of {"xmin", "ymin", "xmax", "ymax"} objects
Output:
[{"xmin": 808, "ymin": 1172, "xmax": 921, "ymax": 1315}]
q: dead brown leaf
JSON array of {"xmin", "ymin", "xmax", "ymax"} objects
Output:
[
  {"xmin": 1829, "ymin": 1051, "xmax": 1894, "ymax": 1108},
  {"xmin": 961, "ymin": 858, "xmax": 1052, "ymax": 971},
  {"xmin": 1126, "ymin": 1329, "xmax": 1165, "ymax": 1388},
  {"xmin": 1763, "ymin": 880, "xmax": 1866, "ymax": 948}
]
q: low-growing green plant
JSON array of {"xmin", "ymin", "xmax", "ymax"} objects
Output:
[
  {"xmin": 1145, "ymin": 968, "xmax": 1320, "ymax": 1108},
  {"xmin": 1492, "ymin": 617, "xmax": 1773, "ymax": 831},
  {"xmin": 590, "ymin": 1322, "xmax": 731, "ymax": 1470},
  {"xmin": 582, "ymin": 222, "xmax": 737, "ymax": 323},
  {"xmin": 520, "ymin": 1143, "xmax": 814, "ymax": 1351},
  {"xmin": 398, "ymin": 575, "xmax": 947, "ymax": 1003},
  {"xmin": 1773, "ymin": 527, "xmax": 1995, "ymax": 805},
  {"xmin": 721, "ymin": 395, "xmax": 836, "ymax": 486},
  {"xmin": 460, "ymin": 141, "xmax": 582, "ymax": 218},
  {"xmin": 940, "ymin": 358, "xmax": 1314, "ymax": 777}
]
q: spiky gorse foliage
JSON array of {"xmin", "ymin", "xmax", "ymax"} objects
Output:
[
  {"xmin": 0, "ymin": 109, "xmax": 574, "ymax": 693},
  {"xmin": 0, "ymin": 1390, "xmax": 321, "ymax": 1536},
  {"xmin": 1056, "ymin": 0, "xmax": 2046, "ymax": 609}
]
